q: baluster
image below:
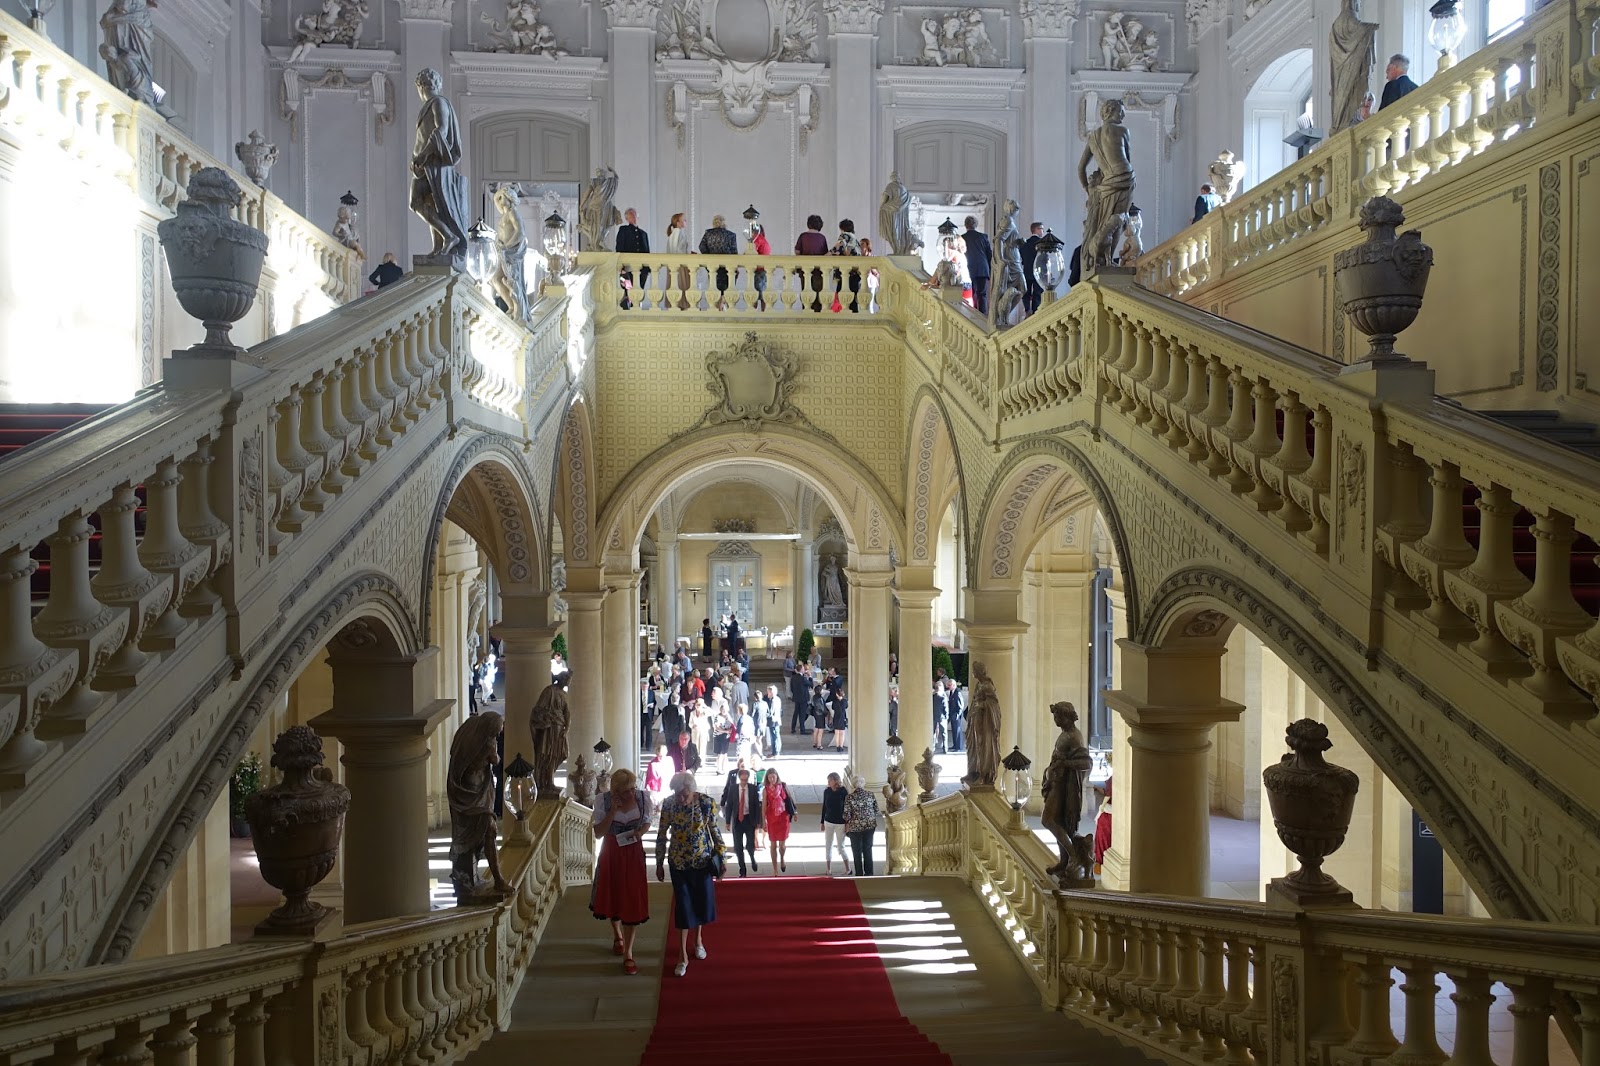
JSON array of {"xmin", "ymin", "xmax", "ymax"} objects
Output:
[
  {"xmin": 1273, "ymin": 395, "xmax": 1314, "ymax": 534},
  {"xmin": 1402, "ymin": 460, "xmax": 1479, "ymax": 641},
  {"xmin": 1244, "ymin": 379, "xmax": 1283, "ymax": 510},
  {"xmin": 1388, "ymin": 961, "xmax": 1445, "ymax": 1064},
  {"xmin": 387, "ymin": 331, "xmax": 415, "ymax": 438},
  {"xmin": 1140, "ymin": 333, "xmax": 1171, "ymax": 431},
  {"xmin": 318, "ymin": 363, "xmax": 355, "ymax": 495},
  {"xmin": 1212, "ymin": 369, "xmax": 1253, "ymax": 488},
  {"xmin": 1495, "ymin": 507, "xmax": 1595, "ymax": 715},
  {"xmin": 403, "ymin": 322, "xmax": 426, "ymax": 419},
  {"xmin": 233, "ymin": 995, "xmax": 267, "ymax": 1066},
  {"xmin": 346, "ymin": 968, "xmax": 379, "ymax": 1051},
  {"xmin": 296, "ymin": 373, "xmax": 335, "ymax": 514},
  {"xmin": 274, "ymin": 388, "xmax": 315, "ymax": 532},
  {"xmin": 1442, "ymin": 971, "xmax": 1495, "ymax": 1066},
  {"xmin": 1087, "ymin": 915, "xmax": 1114, "ymax": 1016},
  {"xmin": 91, "ymin": 484, "xmax": 160, "ymax": 686},
  {"xmin": 1573, "ymin": 991, "xmax": 1600, "ymax": 1066},
  {"xmin": 426, "ymin": 310, "xmax": 448, "ymax": 399},
  {"xmin": 367, "ymin": 959, "xmax": 400, "ymax": 1056},
  {"xmin": 1153, "ymin": 928, "xmax": 1182, "ymax": 1042},
  {"xmin": 194, "ymin": 1004, "xmax": 235, "ymax": 1066},
  {"xmin": 178, "ymin": 438, "xmax": 229, "ymax": 593},
  {"xmin": 1342, "ymin": 955, "xmax": 1399, "ymax": 1056},
  {"xmin": 102, "ymin": 1023, "xmax": 154, "ymax": 1066},
  {"xmin": 1219, "ymin": 936, "xmax": 1254, "ymax": 1063},
  {"xmin": 1171, "ymin": 930, "xmax": 1203, "ymax": 1051},
  {"xmin": 137, "ymin": 457, "xmax": 203, "ymax": 651},
  {"xmin": 150, "ymin": 1017, "xmax": 196, "ymax": 1066},
  {"xmin": 1194, "ymin": 933, "xmax": 1228, "ymax": 1059},
  {"xmin": 34, "ymin": 513, "xmax": 118, "ymax": 737},
  {"xmin": 1508, "ymin": 978, "xmax": 1551, "ymax": 1066},
  {"xmin": 354, "ymin": 347, "xmax": 385, "ymax": 462}
]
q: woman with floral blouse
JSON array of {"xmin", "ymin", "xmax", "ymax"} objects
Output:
[{"xmin": 655, "ymin": 771, "xmax": 727, "ymax": 976}]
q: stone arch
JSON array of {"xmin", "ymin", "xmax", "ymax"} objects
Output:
[
  {"xmin": 551, "ymin": 397, "xmax": 599, "ymax": 569},
  {"xmin": 422, "ymin": 434, "xmax": 547, "ymax": 625},
  {"xmin": 904, "ymin": 387, "xmax": 968, "ymax": 568},
  {"xmin": 972, "ymin": 438, "xmax": 1138, "ymax": 622},
  {"xmin": 1135, "ymin": 566, "xmax": 1546, "ymax": 923},
  {"xmin": 598, "ymin": 423, "xmax": 903, "ymax": 564},
  {"xmin": 94, "ymin": 574, "xmax": 421, "ymax": 965},
  {"xmin": 676, "ymin": 475, "xmax": 800, "ymax": 531}
]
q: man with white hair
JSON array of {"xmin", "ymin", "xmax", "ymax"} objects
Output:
[
  {"xmin": 843, "ymin": 774, "xmax": 882, "ymax": 876},
  {"xmin": 1379, "ymin": 53, "xmax": 1417, "ymax": 111},
  {"xmin": 764, "ymin": 684, "xmax": 783, "ymax": 756}
]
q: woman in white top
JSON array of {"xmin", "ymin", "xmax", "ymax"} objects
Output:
[{"xmin": 666, "ymin": 211, "xmax": 692, "ymax": 305}]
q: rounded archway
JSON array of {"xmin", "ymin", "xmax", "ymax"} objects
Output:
[{"xmin": 1241, "ymin": 47, "xmax": 1315, "ymax": 193}]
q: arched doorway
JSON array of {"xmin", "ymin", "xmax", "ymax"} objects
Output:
[
  {"xmin": 893, "ymin": 121, "xmax": 1008, "ymax": 274},
  {"xmin": 1241, "ymin": 48, "xmax": 1315, "ymax": 193}
]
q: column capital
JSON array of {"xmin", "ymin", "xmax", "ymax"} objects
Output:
[
  {"xmin": 894, "ymin": 565, "xmax": 939, "ymax": 594},
  {"xmin": 310, "ymin": 700, "xmax": 453, "ymax": 746},
  {"xmin": 895, "ymin": 587, "xmax": 940, "ymax": 610},
  {"xmin": 600, "ymin": 0, "xmax": 662, "ymax": 29},
  {"xmin": 1112, "ymin": 639, "xmax": 1226, "ymax": 706},
  {"xmin": 395, "ymin": 0, "xmax": 453, "ymax": 20},
  {"xmin": 492, "ymin": 622, "xmax": 561, "ymax": 652},
  {"xmin": 962, "ymin": 620, "xmax": 1029, "ymax": 645},
  {"xmin": 1105, "ymin": 699, "xmax": 1245, "ymax": 744},
  {"xmin": 823, "ymin": 0, "xmax": 883, "ymax": 35},
  {"xmin": 846, "ymin": 567, "xmax": 895, "ymax": 591},
  {"xmin": 1019, "ymin": 0, "xmax": 1077, "ymax": 41}
]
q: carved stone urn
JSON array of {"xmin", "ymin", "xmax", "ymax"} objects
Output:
[
  {"xmin": 156, "ymin": 167, "xmax": 269, "ymax": 354},
  {"xmin": 245, "ymin": 725, "xmax": 350, "ymax": 935},
  {"xmin": 1262, "ymin": 719, "xmax": 1360, "ymax": 906},
  {"xmin": 914, "ymin": 747, "xmax": 942, "ymax": 803},
  {"xmin": 1333, "ymin": 196, "xmax": 1433, "ymax": 365}
]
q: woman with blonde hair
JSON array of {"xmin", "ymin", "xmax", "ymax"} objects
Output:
[
  {"xmin": 590, "ymin": 768, "xmax": 653, "ymax": 974},
  {"xmin": 655, "ymin": 771, "xmax": 726, "ymax": 976},
  {"xmin": 666, "ymin": 211, "xmax": 692, "ymax": 304},
  {"xmin": 762, "ymin": 767, "xmax": 798, "ymax": 873}
]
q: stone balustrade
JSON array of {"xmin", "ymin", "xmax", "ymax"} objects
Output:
[
  {"xmin": 0, "ymin": 798, "xmax": 593, "ymax": 1066},
  {"xmin": 581, "ymin": 253, "xmax": 903, "ymax": 318},
  {"xmin": 1137, "ymin": 0, "xmax": 1596, "ymax": 298},
  {"xmin": 891, "ymin": 790, "xmax": 1600, "ymax": 1066}
]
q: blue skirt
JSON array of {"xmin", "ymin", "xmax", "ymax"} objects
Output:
[{"xmin": 669, "ymin": 864, "xmax": 717, "ymax": 929}]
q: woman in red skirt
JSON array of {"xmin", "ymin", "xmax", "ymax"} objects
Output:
[
  {"xmin": 762, "ymin": 768, "xmax": 798, "ymax": 873},
  {"xmin": 591, "ymin": 768, "xmax": 654, "ymax": 973}
]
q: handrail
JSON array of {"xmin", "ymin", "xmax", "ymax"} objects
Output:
[
  {"xmin": 578, "ymin": 252, "xmax": 902, "ymax": 318},
  {"xmin": 1138, "ymin": 0, "xmax": 1597, "ymax": 296},
  {"xmin": 0, "ymin": 798, "xmax": 595, "ymax": 1064},
  {"xmin": 891, "ymin": 790, "xmax": 1600, "ymax": 1066}
]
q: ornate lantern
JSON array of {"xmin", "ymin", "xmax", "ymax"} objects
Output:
[
  {"xmin": 1427, "ymin": 0, "xmax": 1466, "ymax": 72},
  {"xmin": 1033, "ymin": 229, "xmax": 1066, "ymax": 302},
  {"xmin": 937, "ymin": 217, "xmax": 958, "ymax": 238},
  {"xmin": 543, "ymin": 209, "xmax": 570, "ymax": 276},
  {"xmin": 885, "ymin": 732, "xmax": 905, "ymax": 770},
  {"xmin": 592, "ymin": 738, "xmax": 614, "ymax": 791},
  {"xmin": 503, "ymin": 751, "xmax": 536, "ymax": 843},
  {"xmin": 465, "ymin": 217, "xmax": 499, "ymax": 288},
  {"xmin": 1001, "ymin": 745, "xmax": 1033, "ymax": 830},
  {"xmin": 742, "ymin": 204, "xmax": 761, "ymax": 223}
]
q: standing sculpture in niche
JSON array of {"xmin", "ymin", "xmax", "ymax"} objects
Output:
[
  {"xmin": 1079, "ymin": 99, "xmax": 1136, "ymax": 276},
  {"xmin": 99, "ymin": 0, "xmax": 156, "ymax": 103},
  {"xmin": 1329, "ymin": 0, "xmax": 1378, "ymax": 133},
  {"xmin": 820, "ymin": 556, "xmax": 845, "ymax": 608},
  {"xmin": 479, "ymin": 0, "xmax": 568, "ymax": 56},
  {"xmin": 963, "ymin": 662, "xmax": 1002, "ymax": 789},
  {"xmin": 878, "ymin": 171, "xmax": 920, "ymax": 256},
  {"xmin": 447, "ymin": 710, "xmax": 512, "ymax": 904},
  {"xmin": 492, "ymin": 183, "xmax": 531, "ymax": 322},
  {"xmin": 578, "ymin": 166, "xmax": 620, "ymax": 252},
  {"xmin": 528, "ymin": 678, "xmax": 570, "ymax": 795},
  {"xmin": 1040, "ymin": 702, "xmax": 1095, "ymax": 884},
  {"xmin": 989, "ymin": 197, "xmax": 1028, "ymax": 327},
  {"xmin": 288, "ymin": 0, "xmax": 370, "ymax": 63},
  {"xmin": 409, "ymin": 68, "xmax": 471, "ymax": 269}
]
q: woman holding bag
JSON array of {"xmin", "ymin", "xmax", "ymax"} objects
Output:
[
  {"xmin": 762, "ymin": 768, "xmax": 798, "ymax": 873},
  {"xmin": 656, "ymin": 771, "xmax": 727, "ymax": 976}
]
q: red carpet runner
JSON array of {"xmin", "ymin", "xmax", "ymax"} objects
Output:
[{"xmin": 639, "ymin": 876, "xmax": 954, "ymax": 1065}]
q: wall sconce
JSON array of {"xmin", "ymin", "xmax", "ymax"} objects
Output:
[
  {"xmin": 687, "ymin": 586, "xmax": 703, "ymax": 603},
  {"xmin": 768, "ymin": 586, "xmax": 782, "ymax": 603}
]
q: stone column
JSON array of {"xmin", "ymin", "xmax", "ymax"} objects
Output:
[
  {"xmin": 962, "ymin": 588, "xmax": 1029, "ymax": 758},
  {"xmin": 602, "ymin": 568, "xmax": 642, "ymax": 769},
  {"xmin": 493, "ymin": 590, "xmax": 559, "ymax": 772},
  {"xmin": 396, "ymin": 0, "xmax": 456, "ymax": 261},
  {"xmin": 793, "ymin": 538, "xmax": 816, "ymax": 635},
  {"xmin": 600, "ymin": 0, "xmax": 663, "ymax": 222},
  {"xmin": 1104, "ymin": 641, "xmax": 1243, "ymax": 897},
  {"xmin": 823, "ymin": 0, "xmax": 883, "ymax": 226},
  {"xmin": 1021, "ymin": 1, "xmax": 1079, "ymax": 245},
  {"xmin": 563, "ymin": 567, "xmax": 607, "ymax": 762},
  {"xmin": 894, "ymin": 569, "xmax": 938, "ymax": 784},
  {"xmin": 847, "ymin": 561, "xmax": 893, "ymax": 787},
  {"xmin": 311, "ymin": 646, "xmax": 452, "ymax": 924},
  {"xmin": 658, "ymin": 535, "xmax": 680, "ymax": 651}
]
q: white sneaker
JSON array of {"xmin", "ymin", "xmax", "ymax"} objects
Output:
[
  {"xmin": 694, "ymin": 944, "xmax": 707, "ymax": 960},
  {"xmin": 674, "ymin": 961, "xmax": 688, "ymax": 977}
]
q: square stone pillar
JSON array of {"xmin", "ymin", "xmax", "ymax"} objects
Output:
[
  {"xmin": 1020, "ymin": 3, "xmax": 1078, "ymax": 246},
  {"xmin": 602, "ymin": 569, "xmax": 642, "ymax": 770},
  {"xmin": 846, "ymin": 562, "xmax": 893, "ymax": 788},
  {"xmin": 823, "ymin": 0, "xmax": 883, "ymax": 225},
  {"xmin": 491, "ymin": 590, "xmax": 559, "ymax": 776},
  {"xmin": 563, "ymin": 566, "xmax": 608, "ymax": 763},
  {"xmin": 962, "ymin": 586, "xmax": 1029, "ymax": 758},
  {"xmin": 600, "ymin": 0, "xmax": 663, "ymax": 222},
  {"xmin": 894, "ymin": 569, "xmax": 939, "ymax": 787}
]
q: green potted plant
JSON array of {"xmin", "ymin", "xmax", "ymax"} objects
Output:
[
  {"xmin": 230, "ymin": 752, "xmax": 263, "ymax": 838},
  {"xmin": 932, "ymin": 645, "xmax": 955, "ymax": 681},
  {"xmin": 797, "ymin": 627, "xmax": 815, "ymax": 664},
  {"xmin": 551, "ymin": 631, "xmax": 568, "ymax": 661}
]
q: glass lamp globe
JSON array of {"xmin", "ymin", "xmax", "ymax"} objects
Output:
[
  {"xmin": 592, "ymin": 738, "xmax": 614, "ymax": 779},
  {"xmin": 543, "ymin": 210, "xmax": 569, "ymax": 258},
  {"xmin": 937, "ymin": 217, "xmax": 958, "ymax": 238},
  {"xmin": 1427, "ymin": 0, "xmax": 1466, "ymax": 69},
  {"xmin": 1001, "ymin": 746, "xmax": 1033, "ymax": 810},
  {"xmin": 504, "ymin": 752, "xmax": 536, "ymax": 818},
  {"xmin": 1033, "ymin": 229, "xmax": 1066, "ymax": 292},
  {"xmin": 465, "ymin": 218, "xmax": 499, "ymax": 286},
  {"xmin": 885, "ymin": 733, "xmax": 905, "ymax": 770}
]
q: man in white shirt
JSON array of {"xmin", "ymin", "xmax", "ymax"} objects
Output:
[{"xmin": 765, "ymin": 685, "xmax": 783, "ymax": 756}]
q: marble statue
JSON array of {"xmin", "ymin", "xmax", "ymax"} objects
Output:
[
  {"xmin": 288, "ymin": 0, "xmax": 369, "ymax": 63},
  {"xmin": 447, "ymin": 710, "xmax": 512, "ymax": 903},
  {"xmin": 911, "ymin": 8, "xmax": 997, "ymax": 67},
  {"xmin": 1329, "ymin": 0, "xmax": 1378, "ymax": 133},
  {"xmin": 1100, "ymin": 12, "xmax": 1161, "ymax": 72},
  {"xmin": 333, "ymin": 195, "xmax": 365, "ymax": 260},
  {"xmin": 409, "ymin": 68, "xmax": 471, "ymax": 268},
  {"xmin": 528, "ymin": 679, "xmax": 570, "ymax": 794},
  {"xmin": 914, "ymin": 747, "xmax": 942, "ymax": 803},
  {"xmin": 1079, "ymin": 99, "xmax": 1136, "ymax": 276},
  {"xmin": 963, "ymin": 661, "xmax": 1001, "ymax": 789},
  {"xmin": 234, "ymin": 131, "xmax": 279, "ymax": 187},
  {"xmin": 878, "ymin": 171, "xmax": 919, "ymax": 256},
  {"xmin": 492, "ymin": 183, "xmax": 531, "ymax": 321},
  {"xmin": 989, "ymin": 197, "xmax": 1027, "ymax": 327},
  {"xmin": 99, "ymin": 0, "xmax": 156, "ymax": 103},
  {"xmin": 480, "ymin": 0, "xmax": 568, "ymax": 56},
  {"xmin": 820, "ymin": 556, "xmax": 845, "ymax": 608},
  {"xmin": 1208, "ymin": 150, "xmax": 1246, "ymax": 203},
  {"xmin": 578, "ymin": 166, "xmax": 619, "ymax": 252},
  {"xmin": 1041, "ymin": 702, "xmax": 1095, "ymax": 884},
  {"xmin": 882, "ymin": 763, "xmax": 909, "ymax": 814},
  {"xmin": 1116, "ymin": 205, "xmax": 1144, "ymax": 265}
]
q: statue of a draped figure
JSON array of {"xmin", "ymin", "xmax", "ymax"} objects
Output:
[
  {"xmin": 99, "ymin": 0, "xmax": 157, "ymax": 103},
  {"xmin": 447, "ymin": 711, "xmax": 511, "ymax": 904},
  {"xmin": 877, "ymin": 171, "xmax": 919, "ymax": 256},
  {"xmin": 492, "ymin": 183, "xmax": 530, "ymax": 321},
  {"xmin": 989, "ymin": 197, "xmax": 1027, "ymax": 327},
  {"xmin": 578, "ymin": 166, "xmax": 619, "ymax": 251},
  {"xmin": 1078, "ymin": 99, "xmax": 1136, "ymax": 277},
  {"xmin": 409, "ymin": 68, "xmax": 470, "ymax": 267},
  {"xmin": 1329, "ymin": 0, "xmax": 1378, "ymax": 133}
]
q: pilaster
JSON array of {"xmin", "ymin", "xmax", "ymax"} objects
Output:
[
  {"xmin": 601, "ymin": 0, "xmax": 663, "ymax": 224},
  {"xmin": 962, "ymin": 587, "xmax": 1029, "ymax": 758},
  {"xmin": 602, "ymin": 568, "xmax": 642, "ymax": 769},
  {"xmin": 894, "ymin": 568, "xmax": 939, "ymax": 785},
  {"xmin": 492, "ymin": 590, "xmax": 559, "ymax": 775},
  {"xmin": 396, "ymin": 0, "xmax": 454, "ymax": 262},
  {"xmin": 563, "ymin": 567, "xmax": 608, "ymax": 763},
  {"xmin": 846, "ymin": 561, "xmax": 893, "ymax": 788},
  {"xmin": 793, "ymin": 538, "xmax": 816, "ymax": 635},
  {"xmin": 1020, "ymin": 0, "xmax": 1078, "ymax": 239},
  {"xmin": 658, "ymin": 535, "xmax": 680, "ymax": 651},
  {"xmin": 824, "ymin": 0, "xmax": 882, "ymax": 229}
]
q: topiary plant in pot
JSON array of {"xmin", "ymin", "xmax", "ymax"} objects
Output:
[
  {"xmin": 797, "ymin": 627, "xmax": 816, "ymax": 664},
  {"xmin": 230, "ymin": 753, "xmax": 263, "ymax": 838}
]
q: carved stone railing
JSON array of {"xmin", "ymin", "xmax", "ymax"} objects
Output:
[
  {"xmin": 0, "ymin": 797, "xmax": 594, "ymax": 1066},
  {"xmin": 580, "ymin": 252, "xmax": 905, "ymax": 318},
  {"xmin": 1138, "ymin": 0, "xmax": 1596, "ymax": 297},
  {"xmin": 890, "ymin": 790, "xmax": 1600, "ymax": 1066}
]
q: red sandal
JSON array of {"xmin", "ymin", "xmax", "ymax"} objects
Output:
[
  {"xmin": 623, "ymin": 959, "xmax": 639, "ymax": 975},
  {"xmin": 612, "ymin": 936, "xmax": 624, "ymax": 955}
]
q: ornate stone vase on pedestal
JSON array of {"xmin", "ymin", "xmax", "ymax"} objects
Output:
[
  {"xmin": 244, "ymin": 726, "xmax": 350, "ymax": 935},
  {"xmin": 914, "ymin": 747, "xmax": 942, "ymax": 803},
  {"xmin": 1333, "ymin": 196, "xmax": 1433, "ymax": 366},
  {"xmin": 1262, "ymin": 719, "xmax": 1360, "ymax": 907},
  {"xmin": 156, "ymin": 168, "xmax": 268, "ymax": 355}
]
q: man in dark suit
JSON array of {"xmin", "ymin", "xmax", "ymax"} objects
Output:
[
  {"xmin": 722, "ymin": 766, "xmax": 763, "ymax": 875},
  {"xmin": 789, "ymin": 664, "xmax": 813, "ymax": 733},
  {"xmin": 932, "ymin": 684, "xmax": 948, "ymax": 755},
  {"xmin": 1020, "ymin": 222, "xmax": 1044, "ymax": 315},
  {"xmin": 1379, "ymin": 54, "xmax": 1417, "ymax": 111},
  {"xmin": 1194, "ymin": 184, "xmax": 1222, "ymax": 223},
  {"xmin": 1067, "ymin": 244, "xmax": 1082, "ymax": 288},
  {"xmin": 962, "ymin": 215, "xmax": 993, "ymax": 314},
  {"xmin": 616, "ymin": 207, "xmax": 650, "ymax": 306}
]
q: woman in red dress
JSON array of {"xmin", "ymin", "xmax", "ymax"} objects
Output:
[
  {"xmin": 591, "ymin": 768, "xmax": 654, "ymax": 973},
  {"xmin": 762, "ymin": 768, "xmax": 798, "ymax": 873}
]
